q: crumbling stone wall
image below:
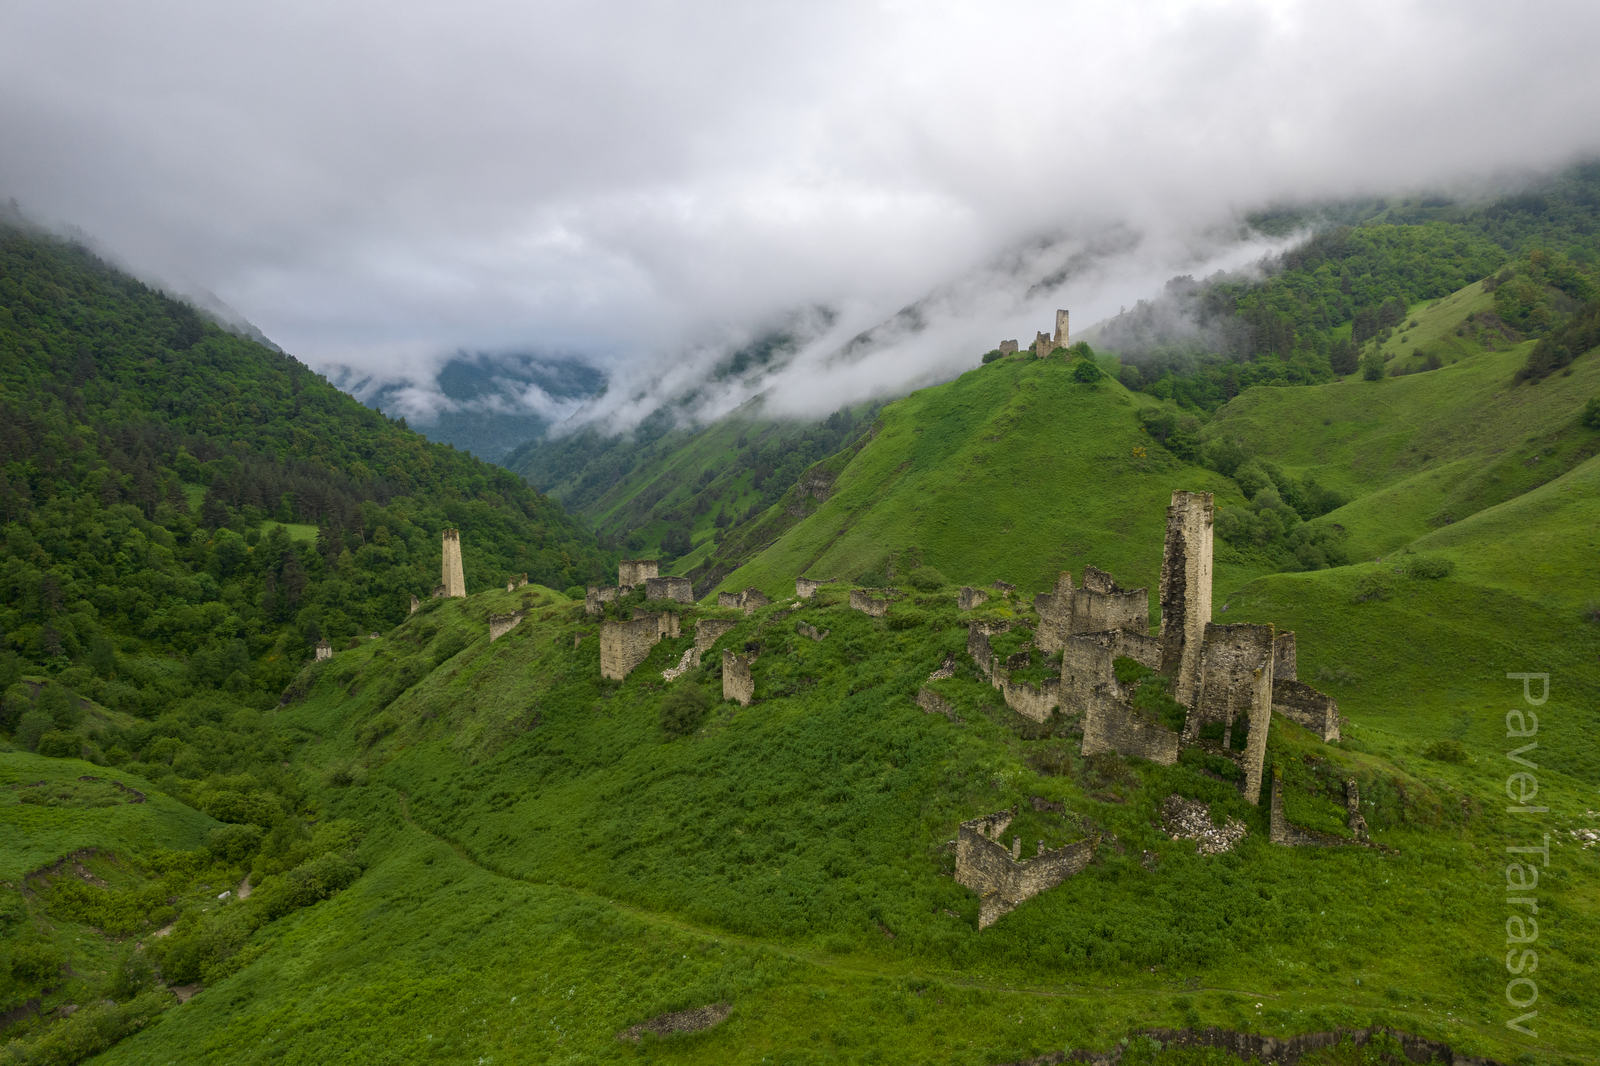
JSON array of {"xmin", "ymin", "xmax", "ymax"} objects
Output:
[
  {"xmin": 1033, "ymin": 331, "xmax": 1054, "ymax": 357},
  {"xmin": 723, "ymin": 649, "xmax": 754, "ymax": 706},
  {"xmin": 315, "ymin": 639, "xmax": 333, "ymax": 662},
  {"xmin": 717, "ymin": 591, "xmax": 741, "ymax": 608},
  {"xmin": 646, "ymin": 575, "xmax": 694, "ymax": 604},
  {"xmin": 1001, "ymin": 677, "xmax": 1060, "ymax": 723},
  {"xmin": 1271, "ymin": 679, "xmax": 1341, "ymax": 742},
  {"xmin": 916, "ymin": 687, "xmax": 960, "ymax": 721},
  {"xmin": 958, "ymin": 586, "xmax": 988, "ymax": 611},
  {"xmin": 585, "ymin": 585, "xmax": 621, "ymax": 617},
  {"xmin": 1058, "ymin": 635, "xmax": 1122, "ymax": 714},
  {"xmin": 955, "ymin": 808, "xmax": 1095, "ymax": 929},
  {"xmin": 1158, "ymin": 491, "xmax": 1214, "ymax": 705},
  {"xmin": 1074, "ymin": 627, "xmax": 1162, "ymax": 671},
  {"xmin": 966, "ymin": 621, "xmax": 1008, "ymax": 678},
  {"xmin": 1269, "ymin": 769, "xmax": 1369, "ymax": 847},
  {"xmin": 739, "ymin": 588, "xmax": 770, "ymax": 615},
  {"xmin": 506, "ymin": 573, "xmax": 528, "ymax": 593},
  {"xmin": 1186, "ymin": 623, "xmax": 1275, "ymax": 805},
  {"xmin": 1036, "ymin": 570, "xmax": 1148, "ymax": 652},
  {"xmin": 441, "ymin": 529, "xmax": 467, "ymax": 598},
  {"xmin": 599, "ymin": 611, "xmax": 678, "ymax": 680},
  {"xmin": 410, "ymin": 595, "xmax": 420, "ymax": 615},
  {"xmin": 618, "ymin": 559, "xmax": 659, "ymax": 587},
  {"xmin": 796, "ymin": 577, "xmax": 823, "ymax": 599},
  {"xmin": 1273, "ymin": 631, "xmax": 1297, "ymax": 681},
  {"xmin": 1081, "ymin": 689, "xmax": 1181, "ymax": 765},
  {"xmin": 432, "ymin": 583, "xmax": 446, "ymax": 599},
  {"xmin": 693, "ymin": 619, "xmax": 738, "ymax": 666},
  {"xmin": 849, "ymin": 588, "xmax": 888, "ymax": 617},
  {"xmin": 489, "ymin": 610, "xmax": 528, "ymax": 642},
  {"xmin": 796, "ymin": 622, "xmax": 828, "ymax": 642}
]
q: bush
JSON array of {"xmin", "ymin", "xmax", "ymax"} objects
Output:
[
  {"xmin": 982, "ymin": 349, "xmax": 1003, "ymax": 364},
  {"xmin": 109, "ymin": 945, "xmax": 158, "ymax": 1001},
  {"xmin": 432, "ymin": 629, "xmax": 470, "ymax": 666},
  {"xmin": 36, "ymin": 682, "xmax": 82, "ymax": 730},
  {"xmin": 660, "ymin": 685, "xmax": 712, "ymax": 739},
  {"xmin": 1361, "ymin": 351, "xmax": 1387, "ymax": 381},
  {"xmin": 10, "ymin": 941, "xmax": 63, "ymax": 985},
  {"xmin": 1071, "ymin": 359, "xmax": 1101, "ymax": 383},
  {"xmin": 1582, "ymin": 396, "xmax": 1600, "ymax": 430},
  {"xmin": 209, "ymin": 823, "xmax": 265, "ymax": 862},
  {"xmin": 35, "ymin": 730, "xmax": 86, "ymax": 758},
  {"xmin": 15, "ymin": 708, "xmax": 55, "ymax": 752},
  {"xmin": 906, "ymin": 566, "xmax": 948, "ymax": 591},
  {"xmin": 564, "ymin": 585, "xmax": 585, "ymax": 600},
  {"xmin": 1407, "ymin": 555, "xmax": 1455, "ymax": 579},
  {"xmin": 1352, "ymin": 572, "xmax": 1394, "ymax": 602},
  {"xmin": 1422, "ymin": 739, "xmax": 1468, "ymax": 764}
]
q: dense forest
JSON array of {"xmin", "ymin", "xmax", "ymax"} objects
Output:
[{"xmin": 0, "ymin": 216, "xmax": 608, "ymax": 722}]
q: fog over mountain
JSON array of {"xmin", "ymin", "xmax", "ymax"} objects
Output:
[{"xmin": 4, "ymin": 0, "xmax": 1599, "ymax": 439}]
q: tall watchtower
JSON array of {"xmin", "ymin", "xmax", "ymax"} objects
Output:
[
  {"xmin": 1158, "ymin": 491, "xmax": 1213, "ymax": 705},
  {"xmin": 1054, "ymin": 309, "xmax": 1070, "ymax": 350},
  {"xmin": 441, "ymin": 529, "xmax": 467, "ymax": 598}
]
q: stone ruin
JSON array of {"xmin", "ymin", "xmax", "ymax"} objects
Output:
[
  {"xmin": 955, "ymin": 807, "xmax": 1096, "ymax": 929},
  {"xmin": 617, "ymin": 558, "xmax": 659, "ymax": 588},
  {"xmin": 645, "ymin": 575, "xmax": 694, "ymax": 604},
  {"xmin": 440, "ymin": 529, "xmax": 467, "ymax": 598},
  {"xmin": 599, "ymin": 610, "xmax": 680, "ymax": 681},
  {"xmin": 999, "ymin": 310, "xmax": 1068, "ymax": 360},
  {"xmin": 848, "ymin": 588, "xmax": 891, "ymax": 617},
  {"xmin": 489, "ymin": 610, "xmax": 527, "ymax": 643},
  {"xmin": 997, "ymin": 339, "xmax": 1018, "ymax": 355},
  {"xmin": 1269, "ymin": 767, "xmax": 1371, "ymax": 847},
  {"xmin": 716, "ymin": 587, "xmax": 771, "ymax": 615},
  {"xmin": 584, "ymin": 584, "xmax": 621, "ymax": 617},
  {"xmin": 723, "ymin": 649, "xmax": 755, "ymax": 706},
  {"xmin": 506, "ymin": 573, "xmax": 528, "ymax": 593},
  {"xmin": 410, "ymin": 594, "xmax": 420, "ymax": 615},
  {"xmin": 693, "ymin": 618, "xmax": 738, "ymax": 667},
  {"xmin": 958, "ymin": 586, "xmax": 987, "ymax": 610},
  {"xmin": 795, "ymin": 577, "xmax": 825, "ymax": 599},
  {"xmin": 314, "ymin": 639, "xmax": 333, "ymax": 662}
]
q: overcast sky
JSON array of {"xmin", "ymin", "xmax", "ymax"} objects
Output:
[{"xmin": 4, "ymin": 0, "xmax": 1600, "ymax": 428}]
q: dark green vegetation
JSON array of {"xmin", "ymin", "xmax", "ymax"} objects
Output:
[{"xmin": 3, "ymin": 173, "xmax": 1600, "ymax": 1064}]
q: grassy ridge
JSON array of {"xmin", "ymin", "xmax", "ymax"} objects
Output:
[{"xmin": 712, "ymin": 356, "xmax": 1250, "ymax": 608}]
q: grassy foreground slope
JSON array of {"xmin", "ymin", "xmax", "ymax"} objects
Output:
[
  {"xmin": 713, "ymin": 355, "xmax": 1249, "ymax": 608},
  {"xmin": 90, "ymin": 569, "xmax": 1600, "ymax": 1063}
]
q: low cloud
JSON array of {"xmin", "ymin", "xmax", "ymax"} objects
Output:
[{"xmin": 3, "ymin": 0, "xmax": 1598, "ymax": 432}]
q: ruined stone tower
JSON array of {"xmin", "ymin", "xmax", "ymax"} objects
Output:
[
  {"xmin": 1158, "ymin": 491, "xmax": 1214, "ymax": 705},
  {"xmin": 440, "ymin": 529, "xmax": 466, "ymax": 599},
  {"xmin": 1054, "ymin": 309, "xmax": 1069, "ymax": 350}
]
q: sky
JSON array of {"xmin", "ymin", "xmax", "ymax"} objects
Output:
[{"xmin": 4, "ymin": 0, "xmax": 1600, "ymax": 432}]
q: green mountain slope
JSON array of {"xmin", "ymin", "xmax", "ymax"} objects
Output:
[{"xmin": 713, "ymin": 356, "xmax": 1249, "ymax": 605}]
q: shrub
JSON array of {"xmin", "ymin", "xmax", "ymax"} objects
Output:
[
  {"xmin": 564, "ymin": 585, "xmax": 585, "ymax": 600},
  {"xmin": 109, "ymin": 945, "xmax": 158, "ymax": 1001},
  {"xmin": 209, "ymin": 823, "xmax": 265, "ymax": 862},
  {"xmin": 906, "ymin": 566, "xmax": 948, "ymax": 591},
  {"xmin": 982, "ymin": 349, "xmax": 1003, "ymax": 364},
  {"xmin": 886, "ymin": 611, "xmax": 925, "ymax": 631},
  {"xmin": 1361, "ymin": 351, "xmax": 1386, "ymax": 381},
  {"xmin": 432, "ymin": 629, "xmax": 470, "ymax": 666},
  {"xmin": 1407, "ymin": 555, "xmax": 1455, "ymax": 579},
  {"xmin": 35, "ymin": 731, "xmax": 86, "ymax": 758},
  {"xmin": 15, "ymin": 708, "xmax": 55, "ymax": 752},
  {"xmin": 1351, "ymin": 572, "xmax": 1394, "ymax": 603},
  {"xmin": 660, "ymin": 685, "xmax": 712, "ymax": 739},
  {"xmin": 10, "ymin": 941, "xmax": 63, "ymax": 985},
  {"xmin": 1422, "ymin": 739, "xmax": 1468, "ymax": 764},
  {"xmin": 1583, "ymin": 396, "xmax": 1600, "ymax": 430},
  {"xmin": 36, "ymin": 682, "xmax": 82, "ymax": 730},
  {"xmin": 1071, "ymin": 359, "xmax": 1101, "ymax": 383}
]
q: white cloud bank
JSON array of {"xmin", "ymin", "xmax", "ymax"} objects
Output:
[{"xmin": 3, "ymin": 0, "xmax": 1598, "ymax": 428}]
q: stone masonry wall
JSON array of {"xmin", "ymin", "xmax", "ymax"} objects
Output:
[
  {"xmin": 998, "ymin": 339, "xmax": 1018, "ymax": 355},
  {"xmin": 958, "ymin": 586, "xmax": 988, "ymax": 611},
  {"xmin": 916, "ymin": 687, "xmax": 960, "ymax": 721},
  {"xmin": 723, "ymin": 650, "xmax": 754, "ymax": 706},
  {"xmin": 488, "ymin": 610, "xmax": 527, "ymax": 642},
  {"xmin": 1271, "ymin": 679, "xmax": 1341, "ymax": 742},
  {"xmin": 410, "ymin": 595, "xmax": 420, "ymax": 615},
  {"xmin": 617, "ymin": 559, "xmax": 659, "ymax": 587},
  {"xmin": 585, "ymin": 585, "xmax": 621, "ymax": 617},
  {"xmin": 1033, "ymin": 331, "xmax": 1054, "ymax": 357},
  {"xmin": 1273, "ymin": 631, "xmax": 1297, "ymax": 681},
  {"xmin": 441, "ymin": 529, "xmax": 467, "ymax": 598},
  {"xmin": 717, "ymin": 592, "xmax": 741, "ymax": 608},
  {"xmin": 796, "ymin": 577, "xmax": 823, "ymax": 599},
  {"xmin": 506, "ymin": 573, "xmax": 528, "ymax": 592},
  {"xmin": 1077, "ymin": 628, "xmax": 1163, "ymax": 671},
  {"xmin": 315, "ymin": 639, "xmax": 333, "ymax": 662},
  {"xmin": 1187, "ymin": 622, "xmax": 1275, "ymax": 805},
  {"xmin": 599, "ymin": 612, "xmax": 675, "ymax": 680},
  {"xmin": 1033, "ymin": 572, "xmax": 1078, "ymax": 652},
  {"xmin": 956, "ymin": 809, "xmax": 1095, "ymax": 929},
  {"xmin": 1081, "ymin": 688, "xmax": 1181, "ymax": 765},
  {"xmin": 1159, "ymin": 491, "xmax": 1214, "ymax": 706},
  {"xmin": 739, "ymin": 588, "xmax": 771, "ymax": 615},
  {"xmin": 1058, "ymin": 635, "xmax": 1121, "ymax": 714},
  {"xmin": 646, "ymin": 576, "xmax": 694, "ymax": 604},
  {"xmin": 966, "ymin": 621, "xmax": 1008, "ymax": 678},
  {"xmin": 1001, "ymin": 677, "xmax": 1060, "ymax": 723},
  {"xmin": 849, "ymin": 588, "xmax": 888, "ymax": 617},
  {"xmin": 1054, "ymin": 309, "xmax": 1070, "ymax": 349},
  {"xmin": 693, "ymin": 619, "xmax": 738, "ymax": 666}
]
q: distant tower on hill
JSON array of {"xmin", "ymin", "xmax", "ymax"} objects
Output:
[
  {"xmin": 1054, "ymin": 309, "xmax": 1070, "ymax": 350},
  {"xmin": 441, "ymin": 529, "xmax": 466, "ymax": 598}
]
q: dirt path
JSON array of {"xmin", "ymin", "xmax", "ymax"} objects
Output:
[{"xmin": 390, "ymin": 790, "xmax": 1283, "ymax": 1005}]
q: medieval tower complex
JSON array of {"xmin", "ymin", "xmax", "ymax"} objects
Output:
[{"xmin": 441, "ymin": 529, "xmax": 467, "ymax": 599}]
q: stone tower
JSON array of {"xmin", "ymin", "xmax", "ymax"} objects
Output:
[
  {"xmin": 1054, "ymin": 309, "xmax": 1070, "ymax": 350},
  {"xmin": 1158, "ymin": 490, "xmax": 1214, "ymax": 705},
  {"xmin": 441, "ymin": 529, "xmax": 466, "ymax": 598}
]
